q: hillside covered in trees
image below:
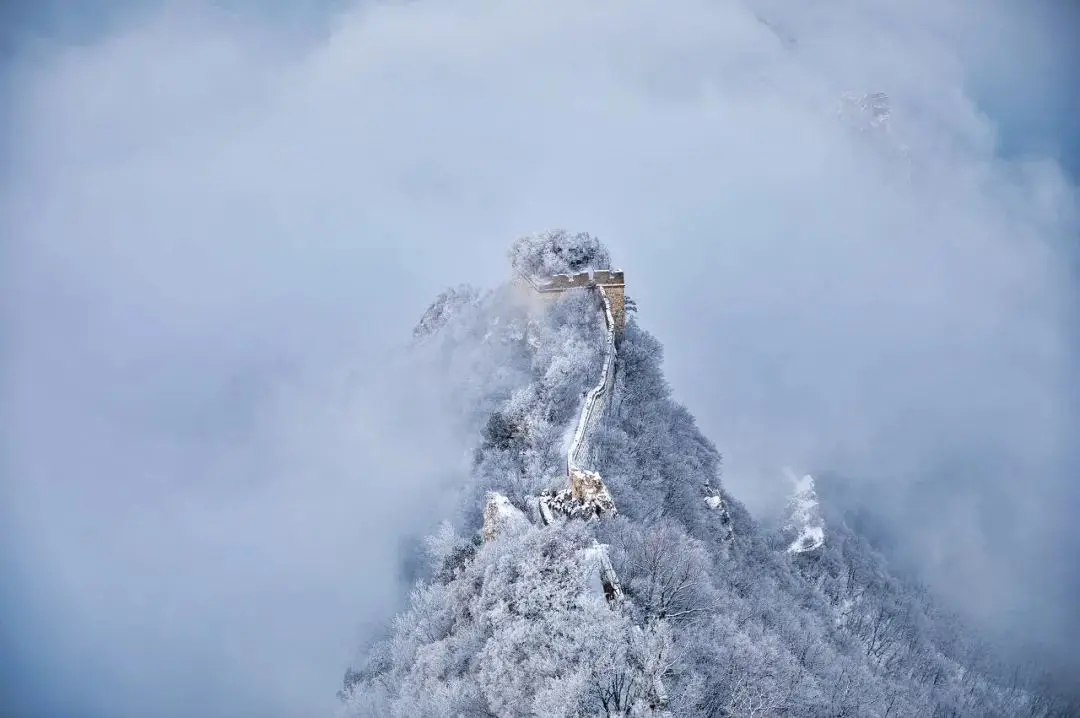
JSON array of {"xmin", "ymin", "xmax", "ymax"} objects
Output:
[{"xmin": 337, "ymin": 231, "xmax": 1076, "ymax": 717}]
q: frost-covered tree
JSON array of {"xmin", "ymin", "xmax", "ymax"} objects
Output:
[
  {"xmin": 509, "ymin": 229, "xmax": 613, "ymax": 278},
  {"xmin": 602, "ymin": 520, "xmax": 715, "ymax": 624},
  {"xmin": 339, "ymin": 522, "xmax": 669, "ymax": 718}
]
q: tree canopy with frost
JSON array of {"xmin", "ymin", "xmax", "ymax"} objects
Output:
[{"xmin": 509, "ymin": 229, "xmax": 613, "ymax": 279}]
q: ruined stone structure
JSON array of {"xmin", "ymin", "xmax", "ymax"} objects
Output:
[
  {"xmin": 569, "ymin": 468, "xmax": 616, "ymax": 512},
  {"xmin": 515, "ymin": 269, "xmax": 626, "ymax": 333},
  {"xmin": 538, "ymin": 471, "xmax": 617, "ymax": 525}
]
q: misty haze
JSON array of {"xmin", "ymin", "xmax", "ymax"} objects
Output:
[{"xmin": 2, "ymin": 1, "xmax": 1078, "ymax": 717}]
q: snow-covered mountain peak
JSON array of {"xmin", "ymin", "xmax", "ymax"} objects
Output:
[{"xmin": 338, "ymin": 233, "xmax": 1077, "ymax": 717}]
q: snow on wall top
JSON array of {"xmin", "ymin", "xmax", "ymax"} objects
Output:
[
  {"xmin": 521, "ymin": 269, "xmax": 626, "ymax": 293},
  {"xmin": 538, "ymin": 284, "xmax": 620, "ymax": 527},
  {"xmin": 567, "ymin": 285, "xmax": 617, "ymax": 476}
]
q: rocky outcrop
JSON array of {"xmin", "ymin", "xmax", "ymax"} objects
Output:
[
  {"xmin": 412, "ymin": 284, "xmax": 480, "ymax": 339},
  {"xmin": 702, "ymin": 479, "xmax": 734, "ymax": 544},
  {"xmin": 782, "ymin": 470, "xmax": 825, "ymax": 554},
  {"xmin": 482, "ymin": 492, "xmax": 529, "ymax": 542}
]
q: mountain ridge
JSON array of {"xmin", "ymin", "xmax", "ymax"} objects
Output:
[{"xmin": 338, "ymin": 230, "xmax": 1077, "ymax": 717}]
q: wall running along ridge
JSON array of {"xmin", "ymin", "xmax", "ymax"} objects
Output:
[
  {"xmin": 490, "ymin": 267, "xmax": 671, "ymax": 714},
  {"xmin": 567, "ymin": 285, "xmax": 618, "ymax": 476}
]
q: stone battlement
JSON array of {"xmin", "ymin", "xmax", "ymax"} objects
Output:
[
  {"xmin": 592, "ymin": 269, "xmax": 624, "ymax": 285},
  {"xmin": 517, "ymin": 269, "xmax": 626, "ymax": 332},
  {"xmin": 533, "ymin": 269, "xmax": 625, "ymax": 292},
  {"xmin": 544, "ymin": 273, "xmax": 592, "ymax": 290}
]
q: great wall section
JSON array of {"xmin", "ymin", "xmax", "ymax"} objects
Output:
[
  {"xmin": 484, "ymin": 265, "xmax": 674, "ymax": 716},
  {"xmin": 515, "ymin": 268, "xmax": 627, "ymax": 333},
  {"xmin": 567, "ymin": 284, "xmax": 618, "ymax": 475},
  {"xmin": 524, "ymin": 270, "xmax": 623, "ymax": 529}
]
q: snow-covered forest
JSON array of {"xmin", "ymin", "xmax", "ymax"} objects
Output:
[{"xmin": 338, "ymin": 231, "xmax": 1077, "ymax": 717}]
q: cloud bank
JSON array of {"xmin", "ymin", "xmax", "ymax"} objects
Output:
[{"xmin": 3, "ymin": 0, "xmax": 1077, "ymax": 715}]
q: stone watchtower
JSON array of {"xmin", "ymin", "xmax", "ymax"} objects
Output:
[{"xmin": 515, "ymin": 268, "xmax": 626, "ymax": 333}]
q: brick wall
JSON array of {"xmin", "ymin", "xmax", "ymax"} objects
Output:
[{"xmin": 517, "ymin": 269, "xmax": 626, "ymax": 333}]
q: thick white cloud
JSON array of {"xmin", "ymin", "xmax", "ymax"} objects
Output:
[{"xmin": 3, "ymin": 0, "xmax": 1077, "ymax": 715}]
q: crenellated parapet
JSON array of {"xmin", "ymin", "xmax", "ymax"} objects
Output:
[
  {"xmin": 543, "ymin": 273, "xmax": 592, "ymax": 290},
  {"xmin": 532, "ymin": 269, "xmax": 624, "ymax": 292},
  {"xmin": 516, "ymin": 268, "xmax": 626, "ymax": 333},
  {"xmin": 591, "ymin": 269, "xmax": 624, "ymax": 285}
]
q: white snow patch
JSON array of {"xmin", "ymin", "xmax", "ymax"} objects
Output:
[
  {"xmin": 576, "ymin": 541, "xmax": 624, "ymax": 605},
  {"xmin": 577, "ymin": 546, "xmax": 609, "ymax": 604}
]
